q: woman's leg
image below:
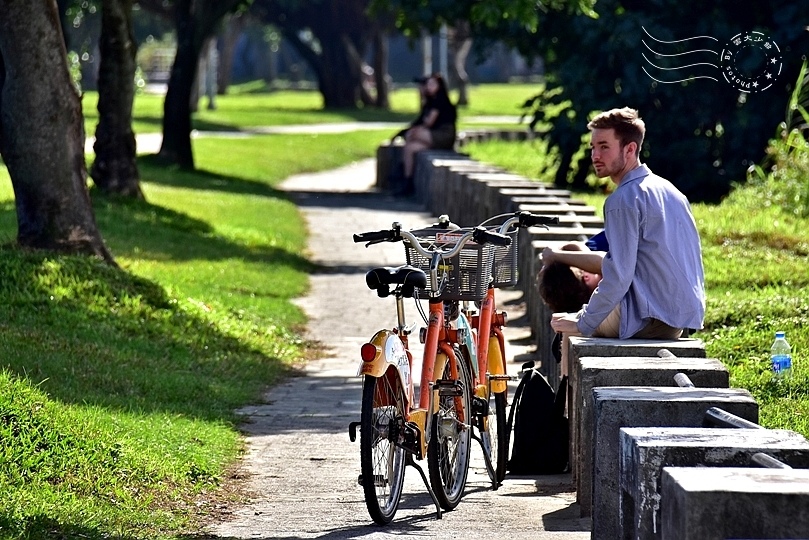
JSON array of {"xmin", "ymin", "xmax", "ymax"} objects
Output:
[{"xmin": 403, "ymin": 127, "xmax": 433, "ymax": 178}]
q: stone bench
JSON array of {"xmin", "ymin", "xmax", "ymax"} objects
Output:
[
  {"xmin": 573, "ymin": 355, "xmax": 729, "ymax": 517},
  {"xmin": 660, "ymin": 467, "xmax": 809, "ymax": 540},
  {"xmin": 621, "ymin": 427, "xmax": 809, "ymax": 540},
  {"xmin": 375, "ymin": 140, "xmax": 404, "ymax": 192},
  {"xmin": 591, "ymin": 386, "xmax": 758, "ymax": 540},
  {"xmin": 562, "ymin": 337, "xmax": 708, "ymax": 468}
]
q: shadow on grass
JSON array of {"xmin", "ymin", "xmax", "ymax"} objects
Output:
[
  {"xmin": 0, "ymin": 162, "xmax": 315, "ymax": 421},
  {"xmin": 0, "ymin": 245, "xmax": 303, "ymax": 422},
  {"xmin": 88, "ymin": 194, "xmax": 311, "ymax": 269},
  {"xmin": 136, "ymin": 154, "xmax": 286, "ymax": 196},
  {"xmin": 0, "ymin": 515, "xmax": 139, "ymax": 540}
]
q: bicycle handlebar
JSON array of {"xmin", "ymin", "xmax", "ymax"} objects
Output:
[
  {"xmin": 515, "ymin": 211, "xmax": 559, "ymax": 229},
  {"xmin": 353, "ymin": 210, "xmax": 555, "ymax": 252}
]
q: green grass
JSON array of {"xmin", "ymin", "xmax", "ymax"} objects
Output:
[
  {"xmin": 80, "ymin": 81, "xmax": 541, "ymax": 137},
  {"xmin": 465, "ymin": 137, "xmax": 809, "ymax": 435},
  {"xmin": 0, "ymin": 128, "xmax": 385, "ymax": 538}
]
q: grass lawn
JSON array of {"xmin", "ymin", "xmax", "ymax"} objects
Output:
[{"xmin": 81, "ymin": 81, "xmax": 540, "ymax": 136}]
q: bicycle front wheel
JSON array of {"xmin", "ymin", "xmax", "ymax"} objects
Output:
[
  {"xmin": 360, "ymin": 373, "xmax": 407, "ymax": 525},
  {"xmin": 428, "ymin": 346, "xmax": 472, "ymax": 510},
  {"xmin": 490, "ymin": 391, "xmax": 509, "ymax": 485}
]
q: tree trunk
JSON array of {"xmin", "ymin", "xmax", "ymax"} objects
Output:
[
  {"xmin": 372, "ymin": 29, "xmax": 390, "ymax": 109},
  {"xmin": 91, "ymin": 0, "xmax": 143, "ymax": 199},
  {"xmin": 217, "ymin": 13, "xmax": 244, "ymax": 95},
  {"xmin": 251, "ymin": 0, "xmax": 370, "ymax": 110},
  {"xmin": 0, "ymin": 0, "xmax": 114, "ymax": 263},
  {"xmin": 450, "ymin": 22, "xmax": 472, "ymax": 107},
  {"xmin": 158, "ymin": 0, "xmax": 243, "ymax": 169},
  {"xmin": 159, "ymin": 0, "xmax": 201, "ymax": 168}
]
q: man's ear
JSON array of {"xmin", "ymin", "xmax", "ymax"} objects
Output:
[{"xmin": 625, "ymin": 141, "xmax": 638, "ymax": 159}]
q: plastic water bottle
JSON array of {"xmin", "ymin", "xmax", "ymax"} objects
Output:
[{"xmin": 771, "ymin": 331, "xmax": 793, "ymax": 379}]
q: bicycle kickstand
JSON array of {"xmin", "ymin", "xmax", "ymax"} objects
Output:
[
  {"xmin": 405, "ymin": 454, "xmax": 443, "ymax": 519},
  {"xmin": 470, "ymin": 431, "xmax": 500, "ymax": 490}
]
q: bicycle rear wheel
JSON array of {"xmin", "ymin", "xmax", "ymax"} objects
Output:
[
  {"xmin": 428, "ymin": 346, "xmax": 472, "ymax": 510},
  {"xmin": 360, "ymin": 373, "xmax": 407, "ymax": 524}
]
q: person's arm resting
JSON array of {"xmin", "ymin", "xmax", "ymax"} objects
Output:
[{"xmin": 541, "ymin": 247, "xmax": 604, "ymax": 275}]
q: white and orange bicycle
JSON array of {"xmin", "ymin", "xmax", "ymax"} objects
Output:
[{"xmin": 348, "ymin": 211, "xmax": 556, "ymax": 524}]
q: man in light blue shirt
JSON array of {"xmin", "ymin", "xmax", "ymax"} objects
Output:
[{"xmin": 549, "ymin": 107, "xmax": 705, "ymax": 339}]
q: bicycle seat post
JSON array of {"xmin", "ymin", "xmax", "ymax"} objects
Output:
[{"xmin": 395, "ymin": 292, "xmax": 407, "ymax": 335}]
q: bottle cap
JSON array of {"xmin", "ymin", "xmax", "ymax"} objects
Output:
[{"xmin": 775, "ymin": 331, "xmax": 785, "ymax": 339}]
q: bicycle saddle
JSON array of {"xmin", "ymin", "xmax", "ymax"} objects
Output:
[{"xmin": 365, "ymin": 265, "xmax": 427, "ymax": 292}]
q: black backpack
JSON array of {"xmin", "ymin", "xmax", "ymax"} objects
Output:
[{"xmin": 506, "ymin": 362, "xmax": 569, "ymax": 475}]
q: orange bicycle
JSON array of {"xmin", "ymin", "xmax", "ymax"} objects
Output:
[
  {"xmin": 348, "ymin": 216, "xmax": 510, "ymax": 524},
  {"xmin": 466, "ymin": 211, "xmax": 559, "ymax": 487}
]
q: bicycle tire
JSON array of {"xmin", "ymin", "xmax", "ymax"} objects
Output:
[
  {"xmin": 492, "ymin": 391, "xmax": 509, "ymax": 484},
  {"xmin": 427, "ymin": 346, "xmax": 472, "ymax": 510},
  {"xmin": 359, "ymin": 373, "xmax": 407, "ymax": 525}
]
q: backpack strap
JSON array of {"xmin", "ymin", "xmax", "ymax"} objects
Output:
[
  {"xmin": 506, "ymin": 361, "xmax": 534, "ymax": 435},
  {"xmin": 554, "ymin": 375, "xmax": 568, "ymax": 417}
]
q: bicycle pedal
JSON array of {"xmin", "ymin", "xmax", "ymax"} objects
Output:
[
  {"xmin": 433, "ymin": 379, "xmax": 464, "ymax": 397},
  {"xmin": 472, "ymin": 395, "xmax": 489, "ymax": 416},
  {"xmin": 488, "ymin": 374, "xmax": 516, "ymax": 381},
  {"xmin": 357, "ymin": 474, "xmax": 388, "ymax": 487},
  {"xmin": 399, "ymin": 421, "xmax": 421, "ymax": 455},
  {"xmin": 347, "ymin": 421, "xmax": 361, "ymax": 442}
]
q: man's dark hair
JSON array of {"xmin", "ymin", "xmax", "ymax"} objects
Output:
[
  {"xmin": 538, "ymin": 262, "xmax": 592, "ymax": 313},
  {"xmin": 587, "ymin": 107, "xmax": 645, "ymax": 156}
]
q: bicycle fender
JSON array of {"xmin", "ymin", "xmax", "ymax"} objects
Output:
[
  {"xmin": 358, "ymin": 330, "xmax": 413, "ymax": 402},
  {"xmin": 488, "ymin": 336, "xmax": 507, "ymax": 394}
]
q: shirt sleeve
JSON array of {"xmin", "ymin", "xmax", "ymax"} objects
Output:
[{"xmin": 576, "ymin": 203, "xmax": 640, "ymax": 335}]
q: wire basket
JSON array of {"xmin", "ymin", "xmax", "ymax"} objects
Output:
[
  {"xmin": 404, "ymin": 228, "xmax": 495, "ymax": 301},
  {"xmin": 491, "ymin": 226, "xmax": 519, "ymax": 288}
]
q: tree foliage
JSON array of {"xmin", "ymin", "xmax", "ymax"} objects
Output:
[
  {"xmin": 520, "ymin": 0, "xmax": 809, "ymax": 202},
  {"xmin": 373, "ymin": 0, "xmax": 596, "ymax": 38}
]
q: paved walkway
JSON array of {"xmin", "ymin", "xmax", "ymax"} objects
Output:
[{"xmin": 205, "ymin": 158, "xmax": 591, "ymax": 539}]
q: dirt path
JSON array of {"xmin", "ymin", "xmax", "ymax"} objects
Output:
[{"xmin": 204, "ymin": 158, "xmax": 591, "ymax": 539}]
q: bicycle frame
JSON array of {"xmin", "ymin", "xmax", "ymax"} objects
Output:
[{"xmin": 471, "ymin": 287, "xmax": 509, "ymax": 397}]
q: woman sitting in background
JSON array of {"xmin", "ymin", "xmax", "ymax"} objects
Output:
[{"xmin": 394, "ymin": 73, "xmax": 457, "ymax": 195}]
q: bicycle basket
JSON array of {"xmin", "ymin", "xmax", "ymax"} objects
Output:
[
  {"xmin": 404, "ymin": 228, "xmax": 495, "ymax": 301},
  {"xmin": 490, "ymin": 226, "xmax": 519, "ymax": 288}
]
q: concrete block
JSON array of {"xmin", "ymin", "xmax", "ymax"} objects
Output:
[
  {"xmin": 569, "ymin": 337, "xmax": 708, "ymax": 363},
  {"xmin": 564, "ymin": 337, "xmax": 707, "ymax": 512},
  {"xmin": 574, "ymin": 357, "xmax": 729, "ymax": 516},
  {"xmin": 514, "ymin": 201, "xmax": 597, "ymax": 216},
  {"xmin": 591, "ymin": 386, "xmax": 758, "ymax": 540},
  {"xmin": 661, "ymin": 467, "xmax": 809, "ymax": 540},
  {"xmin": 622, "ymin": 427, "xmax": 809, "ymax": 539},
  {"xmin": 375, "ymin": 141, "xmax": 403, "ymax": 190}
]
